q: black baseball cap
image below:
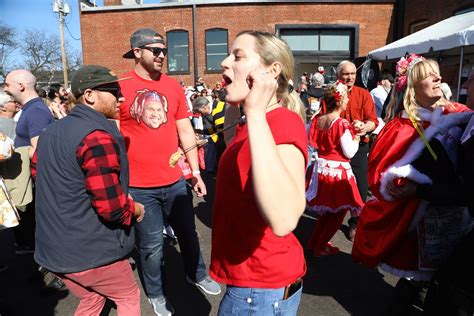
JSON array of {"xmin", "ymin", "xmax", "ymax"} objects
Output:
[
  {"xmin": 122, "ymin": 28, "xmax": 165, "ymax": 59},
  {"xmin": 71, "ymin": 65, "xmax": 129, "ymax": 98}
]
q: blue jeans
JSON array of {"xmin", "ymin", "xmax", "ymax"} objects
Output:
[
  {"xmin": 218, "ymin": 285, "xmax": 303, "ymax": 316},
  {"xmin": 130, "ymin": 177, "xmax": 208, "ymax": 298}
]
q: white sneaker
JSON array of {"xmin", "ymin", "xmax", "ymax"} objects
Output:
[
  {"xmin": 163, "ymin": 225, "xmax": 177, "ymax": 239},
  {"xmin": 148, "ymin": 297, "xmax": 174, "ymax": 316},
  {"xmin": 186, "ymin": 275, "xmax": 221, "ymax": 295}
]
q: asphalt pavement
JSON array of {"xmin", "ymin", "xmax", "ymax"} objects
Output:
[{"xmin": 0, "ymin": 174, "xmax": 420, "ymax": 316}]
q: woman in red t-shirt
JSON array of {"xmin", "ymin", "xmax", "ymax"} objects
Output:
[{"xmin": 209, "ymin": 30, "xmax": 308, "ymax": 315}]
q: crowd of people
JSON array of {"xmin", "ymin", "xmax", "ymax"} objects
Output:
[{"xmin": 1, "ymin": 26, "xmax": 473, "ymax": 316}]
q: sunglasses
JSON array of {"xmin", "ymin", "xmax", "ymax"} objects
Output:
[
  {"xmin": 140, "ymin": 46, "xmax": 168, "ymax": 57},
  {"xmin": 94, "ymin": 85, "xmax": 122, "ymax": 100}
]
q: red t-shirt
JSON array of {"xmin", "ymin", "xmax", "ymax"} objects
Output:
[
  {"xmin": 119, "ymin": 70, "xmax": 191, "ymax": 187},
  {"xmin": 210, "ymin": 107, "xmax": 308, "ymax": 288}
]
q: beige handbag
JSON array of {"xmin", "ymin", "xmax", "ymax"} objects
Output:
[{"xmin": 0, "ymin": 176, "xmax": 20, "ymax": 230}]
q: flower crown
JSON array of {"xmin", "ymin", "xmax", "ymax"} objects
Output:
[
  {"xmin": 333, "ymin": 80, "xmax": 346, "ymax": 102},
  {"xmin": 395, "ymin": 53, "xmax": 425, "ymax": 92}
]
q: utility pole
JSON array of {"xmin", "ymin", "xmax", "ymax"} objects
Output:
[{"xmin": 53, "ymin": 0, "xmax": 70, "ymax": 87}]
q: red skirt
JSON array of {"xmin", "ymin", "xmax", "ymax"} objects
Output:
[{"xmin": 306, "ymin": 157, "xmax": 364, "ymax": 216}]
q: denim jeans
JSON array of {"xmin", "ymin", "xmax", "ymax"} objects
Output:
[
  {"xmin": 130, "ymin": 177, "xmax": 208, "ymax": 298},
  {"xmin": 218, "ymin": 285, "xmax": 303, "ymax": 316}
]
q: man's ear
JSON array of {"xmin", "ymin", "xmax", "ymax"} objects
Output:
[
  {"xmin": 133, "ymin": 47, "xmax": 142, "ymax": 59},
  {"xmin": 18, "ymin": 83, "xmax": 26, "ymax": 92},
  {"xmin": 83, "ymin": 89, "xmax": 95, "ymax": 105}
]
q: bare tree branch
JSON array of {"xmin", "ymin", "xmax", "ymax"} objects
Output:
[{"xmin": 0, "ymin": 21, "xmax": 18, "ymax": 80}]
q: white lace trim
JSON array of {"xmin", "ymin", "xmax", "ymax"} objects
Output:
[
  {"xmin": 378, "ymin": 263, "xmax": 433, "ymax": 281},
  {"xmin": 316, "ymin": 158, "xmax": 354, "ymax": 180}
]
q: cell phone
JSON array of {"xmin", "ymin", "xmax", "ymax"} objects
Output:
[{"xmin": 283, "ymin": 278, "xmax": 303, "ymax": 300}]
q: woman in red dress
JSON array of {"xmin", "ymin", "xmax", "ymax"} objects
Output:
[
  {"xmin": 352, "ymin": 55, "xmax": 473, "ymax": 313},
  {"xmin": 306, "ymin": 81, "xmax": 364, "ymax": 256}
]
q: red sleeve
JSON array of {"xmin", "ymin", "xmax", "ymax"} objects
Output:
[
  {"xmin": 339, "ymin": 118, "xmax": 356, "ymax": 138},
  {"xmin": 76, "ymin": 130, "xmax": 135, "ymax": 226},
  {"xmin": 270, "ymin": 109, "xmax": 309, "ymax": 165}
]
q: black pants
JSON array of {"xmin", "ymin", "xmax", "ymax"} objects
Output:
[
  {"xmin": 423, "ymin": 229, "xmax": 474, "ymax": 315},
  {"xmin": 13, "ymin": 200, "xmax": 36, "ymax": 248},
  {"xmin": 348, "ymin": 143, "xmax": 369, "ymax": 226}
]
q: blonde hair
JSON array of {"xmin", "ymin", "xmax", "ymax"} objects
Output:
[
  {"xmin": 403, "ymin": 59, "xmax": 447, "ymax": 121},
  {"xmin": 238, "ymin": 30, "xmax": 306, "ymax": 121}
]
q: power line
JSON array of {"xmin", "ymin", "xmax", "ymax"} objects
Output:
[{"xmin": 64, "ymin": 20, "xmax": 81, "ymax": 41}]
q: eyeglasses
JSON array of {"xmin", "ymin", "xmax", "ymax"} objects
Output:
[
  {"xmin": 140, "ymin": 46, "xmax": 168, "ymax": 57},
  {"xmin": 94, "ymin": 86, "xmax": 122, "ymax": 100}
]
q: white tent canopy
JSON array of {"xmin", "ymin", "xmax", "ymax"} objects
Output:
[{"xmin": 368, "ymin": 11, "xmax": 474, "ymax": 60}]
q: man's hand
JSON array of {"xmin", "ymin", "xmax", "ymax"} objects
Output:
[
  {"xmin": 133, "ymin": 202, "xmax": 145, "ymax": 222},
  {"xmin": 192, "ymin": 174, "xmax": 207, "ymax": 197}
]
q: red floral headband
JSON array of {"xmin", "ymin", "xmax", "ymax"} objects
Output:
[{"xmin": 395, "ymin": 53, "xmax": 425, "ymax": 92}]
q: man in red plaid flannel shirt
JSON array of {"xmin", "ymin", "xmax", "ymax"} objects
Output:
[{"xmin": 34, "ymin": 65, "xmax": 144, "ymax": 315}]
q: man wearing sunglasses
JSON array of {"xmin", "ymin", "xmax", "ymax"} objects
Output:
[
  {"xmin": 120, "ymin": 28, "xmax": 220, "ymax": 315},
  {"xmin": 34, "ymin": 65, "xmax": 144, "ymax": 315}
]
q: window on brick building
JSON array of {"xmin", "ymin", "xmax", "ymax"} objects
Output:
[
  {"xmin": 409, "ymin": 20, "xmax": 429, "ymax": 34},
  {"xmin": 280, "ymin": 29, "xmax": 352, "ymax": 54},
  {"xmin": 167, "ymin": 30, "xmax": 189, "ymax": 74},
  {"xmin": 278, "ymin": 26, "xmax": 357, "ymax": 83},
  {"xmin": 205, "ymin": 29, "xmax": 228, "ymax": 72}
]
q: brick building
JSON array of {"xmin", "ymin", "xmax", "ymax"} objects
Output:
[
  {"xmin": 79, "ymin": 0, "xmax": 398, "ymax": 86},
  {"xmin": 79, "ymin": 0, "xmax": 473, "ymax": 88}
]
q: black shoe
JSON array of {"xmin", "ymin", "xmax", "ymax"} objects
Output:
[
  {"xmin": 40, "ymin": 277, "xmax": 67, "ymax": 295},
  {"xmin": 348, "ymin": 224, "xmax": 357, "ymax": 242},
  {"xmin": 47, "ymin": 277, "xmax": 66, "ymax": 290}
]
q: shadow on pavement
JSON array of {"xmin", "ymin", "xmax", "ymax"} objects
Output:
[
  {"xmin": 0, "ymin": 229, "xmax": 69, "ymax": 316},
  {"xmin": 194, "ymin": 172, "xmax": 216, "ymax": 229},
  {"xmin": 130, "ymin": 239, "xmax": 212, "ymax": 316},
  {"xmin": 294, "ymin": 215, "xmax": 395, "ymax": 316}
]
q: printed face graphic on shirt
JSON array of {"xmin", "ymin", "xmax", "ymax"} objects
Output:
[{"xmin": 130, "ymin": 89, "xmax": 168, "ymax": 129}]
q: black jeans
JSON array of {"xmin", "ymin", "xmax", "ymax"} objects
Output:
[{"xmin": 348, "ymin": 142, "xmax": 369, "ymax": 226}]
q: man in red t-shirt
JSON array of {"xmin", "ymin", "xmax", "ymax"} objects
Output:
[
  {"xmin": 336, "ymin": 61, "xmax": 378, "ymax": 241},
  {"xmin": 119, "ymin": 28, "xmax": 221, "ymax": 315}
]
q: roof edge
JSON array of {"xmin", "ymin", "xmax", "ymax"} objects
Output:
[{"xmin": 80, "ymin": 0, "xmax": 397, "ymax": 13}]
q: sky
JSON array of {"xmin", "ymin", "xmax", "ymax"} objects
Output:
[
  {"xmin": 1, "ymin": 0, "xmax": 83, "ymax": 56},
  {"xmin": 0, "ymin": 0, "xmax": 160, "ymax": 62}
]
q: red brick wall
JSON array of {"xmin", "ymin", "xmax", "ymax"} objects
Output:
[
  {"xmin": 402, "ymin": 0, "xmax": 473, "ymax": 93},
  {"xmin": 403, "ymin": 0, "xmax": 473, "ymax": 36},
  {"xmin": 80, "ymin": 2, "xmax": 395, "ymax": 86}
]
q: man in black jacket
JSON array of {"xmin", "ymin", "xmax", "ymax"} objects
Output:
[{"xmin": 34, "ymin": 65, "xmax": 144, "ymax": 315}]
